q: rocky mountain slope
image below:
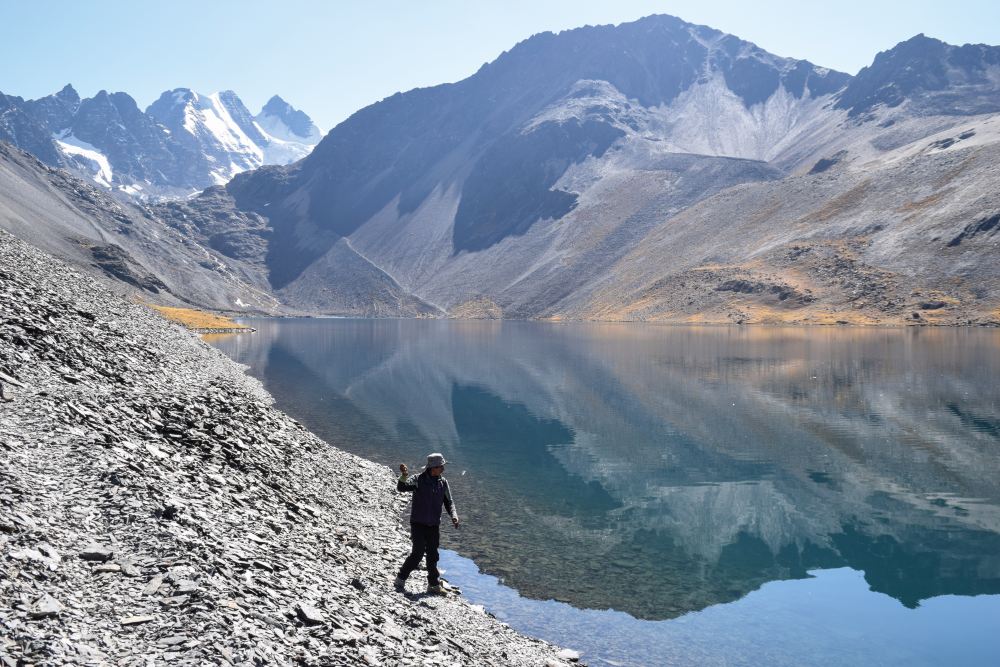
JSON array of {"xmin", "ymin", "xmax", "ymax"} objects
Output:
[
  {"xmin": 183, "ymin": 15, "xmax": 997, "ymax": 323},
  {"xmin": 0, "ymin": 85, "xmax": 321, "ymax": 200},
  {"xmin": 0, "ymin": 141, "xmax": 280, "ymax": 312},
  {"xmin": 0, "ymin": 229, "xmax": 575, "ymax": 666},
  {"xmin": 0, "ymin": 139, "xmax": 436, "ymax": 318}
]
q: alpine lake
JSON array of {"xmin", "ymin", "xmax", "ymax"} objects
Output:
[{"xmin": 207, "ymin": 319, "xmax": 1000, "ymax": 667}]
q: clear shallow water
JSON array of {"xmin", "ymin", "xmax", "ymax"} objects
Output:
[
  {"xmin": 438, "ymin": 553, "xmax": 1000, "ymax": 667},
  {"xmin": 208, "ymin": 320, "xmax": 1000, "ymax": 666}
]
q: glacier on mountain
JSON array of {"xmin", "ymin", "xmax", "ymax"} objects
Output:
[
  {"xmin": 254, "ymin": 96, "xmax": 323, "ymax": 164},
  {"xmin": 151, "ymin": 89, "xmax": 323, "ymax": 186},
  {"xmin": 53, "ymin": 131, "xmax": 113, "ymax": 188}
]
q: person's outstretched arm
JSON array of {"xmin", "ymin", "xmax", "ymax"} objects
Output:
[
  {"xmin": 397, "ymin": 463, "xmax": 418, "ymax": 492},
  {"xmin": 443, "ymin": 479, "xmax": 460, "ymax": 527}
]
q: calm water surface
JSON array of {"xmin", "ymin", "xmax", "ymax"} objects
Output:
[{"xmin": 208, "ymin": 320, "xmax": 1000, "ymax": 666}]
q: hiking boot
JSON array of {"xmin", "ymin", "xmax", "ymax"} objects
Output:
[
  {"xmin": 426, "ymin": 584, "xmax": 447, "ymax": 596},
  {"xmin": 393, "ymin": 576, "xmax": 406, "ymax": 592}
]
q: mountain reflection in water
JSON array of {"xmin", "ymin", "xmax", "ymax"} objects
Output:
[{"xmin": 208, "ymin": 321, "xmax": 1000, "ymax": 622}]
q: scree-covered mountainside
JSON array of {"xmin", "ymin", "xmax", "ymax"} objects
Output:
[
  {"xmin": 0, "ymin": 86, "xmax": 321, "ymax": 200},
  {"xmin": 181, "ymin": 15, "xmax": 1000, "ymax": 324},
  {"xmin": 3, "ymin": 14, "xmax": 1000, "ymax": 323},
  {"xmin": 0, "ymin": 140, "xmax": 438, "ymax": 318},
  {"xmin": 0, "ymin": 141, "xmax": 280, "ymax": 313}
]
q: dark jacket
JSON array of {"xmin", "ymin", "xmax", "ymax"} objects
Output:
[{"xmin": 397, "ymin": 470, "xmax": 457, "ymax": 526}]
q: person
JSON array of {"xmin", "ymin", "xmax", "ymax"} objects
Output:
[{"xmin": 394, "ymin": 453, "xmax": 460, "ymax": 595}]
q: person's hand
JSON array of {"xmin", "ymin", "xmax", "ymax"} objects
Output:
[
  {"xmin": 399, "ymin": 463, "xmax": 408, "ymax": 477},
  {"xmin": 452, "ymin": 516, "xmax": 461, "ymax": 529}
]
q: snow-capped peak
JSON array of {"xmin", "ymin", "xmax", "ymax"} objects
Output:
[
  {"xmin": 147, "ymin": 88, "xmax": 263, "ymax": 184},
  {"xmin": 8, "ymin": 84, "xmax": 321, "ymax": 199},
  {"xmin": 256, "ymin": 95, "xmax": 323, "ymax": 144},
  {"xmin": 145, "ymin": 89, "xmax": 321, "ymax": 183}
]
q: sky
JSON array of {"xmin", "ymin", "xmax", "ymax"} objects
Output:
[{"xmin": 2, "ymin": 0, "xmax": 999, "ymax": 130}]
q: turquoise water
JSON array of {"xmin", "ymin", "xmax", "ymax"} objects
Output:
[{"xmin": 208, "ymin": 320, "xmax": 1000, "ymax": 666}]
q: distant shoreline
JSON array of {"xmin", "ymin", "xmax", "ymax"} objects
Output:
[{"xmin": 223, "ymin": 313, "xmax": 1000, "ymax": 329}]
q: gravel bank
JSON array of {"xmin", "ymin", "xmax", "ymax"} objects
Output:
[{"xmin": 0, "ymin": 230, "xmax": 576, "ymax": 666}]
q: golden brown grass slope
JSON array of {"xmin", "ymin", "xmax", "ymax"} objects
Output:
[{"xmin": 149, "ymin": 305, "xmax": 251, "ymax": 331}]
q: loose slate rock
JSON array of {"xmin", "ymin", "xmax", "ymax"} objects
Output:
[
  {"xmin": 0, "ymin": 370, "xmax": 24, "ymax": 387},
  {"xmin": 29, "ymin": 594, "xmax": 64, "ymax": 619},
  {"xmin": 121, "ymin": 615, "xmax": 157, "ymax": 626},
  {"xmin": 295, "ymin": 603, "xmax": 325, "ymax": 626},
  {"xmin": 142, "ymin": 575, "xmax": 165, "ymax": 595},
  {"xmin": 79, "ymin": 543, "xmax": 114, "ymax": 562},
  {"xmin": 37, "ymin": 542, "xmax": 60, "ymax": 560}
]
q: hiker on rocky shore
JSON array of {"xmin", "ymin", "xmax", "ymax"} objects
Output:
[{"xmin": 394, "ymin": 453, "xmax": 460, "ymax": 595}]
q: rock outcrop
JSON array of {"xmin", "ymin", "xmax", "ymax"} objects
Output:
[{"xmin": 0, "ymin": 230, "xmax": 571, "ymax": 666}]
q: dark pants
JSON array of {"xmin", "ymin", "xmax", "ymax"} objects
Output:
[{"xmin": 398, "ymin": 522, "xmax": 440, "ymax": 585}]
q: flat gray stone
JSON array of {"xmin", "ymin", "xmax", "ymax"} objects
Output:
[
  {"xmin": 0, "ymin": 371, "xmax": 24, "ymax": 388},
  {"xmin": 30, "ymin": 593, "xmax": 64, "ymax": 618},
  {"xmin": 295, "ymin": 603, "xmax": 325, "ymax": 626},
  {"xmin": 174, "ymin": 579, "xmax": 199, "ymax": 594},
  {"xmin": 157, "ymin": 635, "xmax": 188, "ymax": 646},
  {"xmin": 79, "ymin": 543, "xmax": 114, "ymax": 562},
  {"xmin": 37, "ymin": 542, "xmax": 60, "ymax": 560},
  {"xmin": 121, "ymin": 615, "xmax": 156, "ymax": 626}
]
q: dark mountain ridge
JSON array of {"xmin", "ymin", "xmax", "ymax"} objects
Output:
[
  {"xmin": 217, "ymin": 15, "xmax": 1000, "ymax": 323},
  {"xmin": 0, "ymin": 92, "xmax": 64, "ymax": 165},
  {"xmin": 837, "ymin": 33, "xmax": 1000, "ymax": 116},
  {"xmin": 229, "ymin": 14, "xmax": 852, "ymax": 288}
]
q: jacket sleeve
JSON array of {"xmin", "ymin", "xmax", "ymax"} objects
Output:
[
  {"xmin": 397, "ymin": 474, "xmax": 418, "ymax": 493},
  {"xmin": 443, "ymin": 479, "xmax": 458, "ymax": 520}
]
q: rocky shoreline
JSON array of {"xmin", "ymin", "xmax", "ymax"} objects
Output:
[{"xmin": 0, "ymin": 229, "xmax": 576, "ymax": 666}]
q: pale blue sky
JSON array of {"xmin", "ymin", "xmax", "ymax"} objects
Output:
[{"xmin": 3, "ymin": 0, "xmax": 999, "ymax": 130}]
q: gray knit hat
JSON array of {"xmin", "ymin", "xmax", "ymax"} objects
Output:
[{"xmin": 425, "ymin": 453, "xmax": 447, "ymax": 468}]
